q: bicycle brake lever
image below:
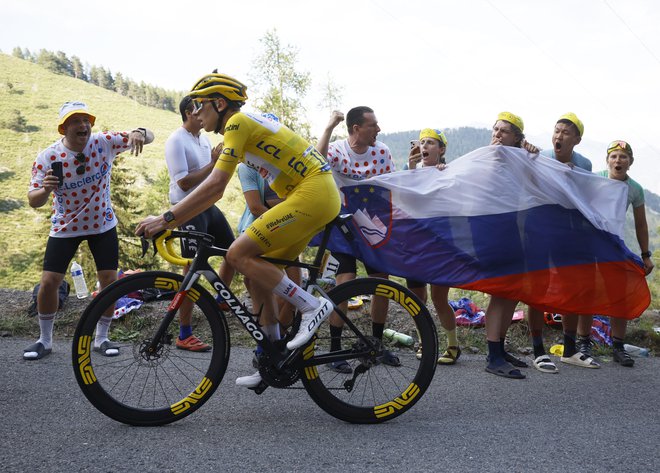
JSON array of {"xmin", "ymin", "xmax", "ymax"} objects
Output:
[{"xmin": 140, "ymin": 237, "xmax": 150, "ymax": 258}]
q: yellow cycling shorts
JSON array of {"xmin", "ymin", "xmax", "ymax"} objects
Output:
[{"xmin": 245, "ymin": 172, "xmax": 340, "ymax": 261}]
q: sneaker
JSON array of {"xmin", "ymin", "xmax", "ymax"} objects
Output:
[
  {"xmin": 235, "ymin": 371, "xmax": 263, "ymax": 388},
  {"xmin": 576, "ymin": 336, "xmax": 593, "ymax": 357},
  {"xmin": 286, "ymin": 297, "xmax": 333, "ymax": 350},
  {"xmin": 612, "ymin": 347, "xmax": 635, "ymax": 367},
  {"xmin": 176, "ymin": 335, "xmax": 211, "ymax": 352}
]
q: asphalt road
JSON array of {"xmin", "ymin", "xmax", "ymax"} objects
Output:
[{"xmin": 1, "ymin": 337, "xmax": 658, "ymax": 473}]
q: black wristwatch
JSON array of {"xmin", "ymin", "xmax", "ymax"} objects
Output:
[
  {"xmin": 163, "ymin": 210, "xmax": 176, "ymax": 224},
  {"xmin": 641, "ymin": 251, "xmax": 652, "ymax": 258}
]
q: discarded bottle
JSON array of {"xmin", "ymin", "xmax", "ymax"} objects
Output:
[
  {"xmin": 383, "ymin": 328, "xmax": 414, "ymax": 346},
  {"xmin": 623, "ymin": 344, "xmax": 649, "ymax": 357},
  {"xmin": 70, "ymin": 261, "xmax": 89, "ymax": 299}
]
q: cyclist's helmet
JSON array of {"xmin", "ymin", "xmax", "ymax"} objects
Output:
[{"xmin": 189, "ymin": 72, "xmax": 248, "ymax": 106}]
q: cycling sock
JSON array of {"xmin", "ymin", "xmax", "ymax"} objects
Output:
[
  {"xmin": 531, "ymin": 330, "xmax": 546, "ymax": 357},
  {"xmin": 446, "ymin": 329, "xmax": 458, "ymax": 347},
  {"xmin": 330, "ymin": 325, "xmax": 343, "ymax": 352},
  {"xmin": 179, "ymin": 325, "xmax": 193, "ymax": 340},
  {"xmin": 37, "ymin": 313, "xmax": 55, "ymax": 349},
  {"xmin": 94, "ymin": 316, "xmax": 113, "ymax": 346},
  {"xmin": 372, "ymin": 322, "xmax": 385, "ymax": 339},
  {"xmin": 273, "ymin": 275, "xmax": 318, "ymax": 312},
  {"xmin": 612, "ymin": 337, "xmax": 625, "ymax": 350},
  {"xmin": 563, "ymin": 331, "xmax": 577, "ymax": 357}
]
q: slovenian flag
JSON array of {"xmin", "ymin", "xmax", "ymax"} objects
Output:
[{"xmin": 324, "ymin": 146, "xmax": 650, "ymax": 319}]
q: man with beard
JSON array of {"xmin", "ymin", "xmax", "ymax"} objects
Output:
[{"xmin": 25, "ymin": 101, "xmax": 153, "ymax": 360}]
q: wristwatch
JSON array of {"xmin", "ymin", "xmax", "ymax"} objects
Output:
[
  {"xmin": 163, "ymin": 210, "xmax": 176, "ymax": 224},
  {"xmin": 641, "ymin": 251, "xmax": 652, "ymax": 258}
]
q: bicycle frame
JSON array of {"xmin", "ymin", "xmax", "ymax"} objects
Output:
[{"xmin": 144, "ymin": 215, "xmax": 377, "ymax": 370}]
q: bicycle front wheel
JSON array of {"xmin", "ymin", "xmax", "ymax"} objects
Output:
[
  {"xmin": 301, "ymin": 278, "xmax": 438, "ymax": 423},
  {"xmin": 72, "ymin": 271, "xmax": 230, "ymax": 426}
]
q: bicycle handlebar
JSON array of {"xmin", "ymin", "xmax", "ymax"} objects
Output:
[{"xmin": 142, "ymin": 229, "xmax": 216, "ymax": 267}]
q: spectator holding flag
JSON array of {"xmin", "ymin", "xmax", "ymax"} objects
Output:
[{"xmin": 405, "ymin": 129, "xmax": 461, "ymax": 365}]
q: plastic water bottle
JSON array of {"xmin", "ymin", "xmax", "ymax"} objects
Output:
[
  {"xmin": 71, "ymin": 261, "xmax": 89, "ymax": 299},
  {"xmin": 624, "ymin": 344, "xmax": 649, "ymax": 357},
  {"xmin": 383, "ymin": 328, "xmax": 414, "ymax": 346}
]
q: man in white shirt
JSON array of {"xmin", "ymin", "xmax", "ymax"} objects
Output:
[{"xmin": 164, "ymin": 96, "xmax": 235, "ymax": 351}]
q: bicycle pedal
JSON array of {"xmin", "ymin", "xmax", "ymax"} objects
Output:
[{"xmin": 249, "ymin": 381, "xmax": 269, "ymax": 394}]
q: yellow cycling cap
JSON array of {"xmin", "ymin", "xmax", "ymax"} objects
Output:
[
  {"xmin": 497, "ymin": 112, "xmax": 524, "ymax": 132},
  {"xmin": 558, "ymin": 112, "xmax": 584, "ymax": 137},
  {"xmin": 57, "ymin": 101, "xmax": 96, "ymax": 135},
  {"xmin": 419, "ymin": 128, "xmax": 448, "ymax": 146}
]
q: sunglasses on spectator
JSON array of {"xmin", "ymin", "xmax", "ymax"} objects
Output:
[
  {"xmin": 607, "ymin": 140, "xmax": 633, "ymax": 157},
  {"xmin": 74, "ymin": 152, "xmax": 86, "ymax": 175}
]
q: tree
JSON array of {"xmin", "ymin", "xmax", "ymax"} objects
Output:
[
  {"xmin": 12, "ymin": 47, "xmax": 24, "ymax": 59},
  {"xmin": 250, "ymin": 29, "xmax": 312, "ymax": 138},
  {"xmin": 318, "ymin": 73, "xmax": 344, "ymax": 112},
  {"xmin": 71, "ymin": 56, "xmax": 86, "ymax": 81}
]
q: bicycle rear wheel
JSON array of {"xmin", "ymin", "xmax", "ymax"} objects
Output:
[
  {"xmin": 72, "ymin": 271, "xmax": 230, "ymax": 426},
  {"xmin": 301, "ymin": 278, "xmax": 438, "ymax": 423}
]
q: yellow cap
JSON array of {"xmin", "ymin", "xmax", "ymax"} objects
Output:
[
  {"xmin": 57, "ymin": 101, "xmax": 96, "ymax": 134},
  {"xmin": 419, "ymin": 128, "xmax": 447, "ymax": 146},
  {"xmin": 558, "ymin": 112, "xmax": 584, "ymax": 137},
  {"xmin": 496, "ymin": 111, "xmax": 524, "ymax": 132}
]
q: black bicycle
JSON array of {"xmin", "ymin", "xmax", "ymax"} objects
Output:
[{"xmin": 72, "ymin": 215, "xmax": 438, "ymax": 425}]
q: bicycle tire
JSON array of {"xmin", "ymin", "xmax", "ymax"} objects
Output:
[
  {"xmin": 301, "ymin": 277, "xmax": 438, "ymax": 423},
  {"xmin": 72, "ymin": 271, "xmax": 230, "ymax": 426}
]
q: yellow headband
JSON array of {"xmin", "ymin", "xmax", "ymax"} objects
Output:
[
  {"xmin": 558, "ymin": 112, "xmax": 584, "ymax": 137},
  {"xmin": 419, "ymin": 128, "xmax": 447, "ymax": 146},
  {"xmin": 497, "ymin": 111, "xmax": 524, "ymax": 132}
]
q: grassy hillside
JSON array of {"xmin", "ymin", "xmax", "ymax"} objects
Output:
[{"xmin": 0, "ymin": 53, "xmax": 246, "ymax": 289}]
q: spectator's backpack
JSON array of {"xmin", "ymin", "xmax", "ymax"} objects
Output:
[{"xmin": 27, "ymin": 280, "xmax": 70, "ymax": 317}]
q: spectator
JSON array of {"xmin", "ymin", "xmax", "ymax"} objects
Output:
[
  {"xmin": 164, "ymin": 96, "xmax": 235, "ymax": 352},
  {"xmin": 25, "ymin": 101, "xmax": 153, "ymax": 360},
  {"xmin": 317, "ymin": 108, "xmax": 399, "ymax": 373}
]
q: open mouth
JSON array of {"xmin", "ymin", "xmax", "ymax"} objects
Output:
[
  {"xmin": 615, "ymin": 165, "xmax": 622, "ymax": 171},
  {"xmin": 555, "ymin": 142, "xmax": 562, "ymax": 151},
  {"xmin": 422, "ymin": 151, "xmax": 429, "ymax": 158}
]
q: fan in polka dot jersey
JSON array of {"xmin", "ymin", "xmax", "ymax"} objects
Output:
[
  {"xmin": 24, "ymin": 101, "xmax": 154, "ymax": 361},
  {"xmin": 315, "ymin": 107, "xmax": 400, "ymax": 373}
]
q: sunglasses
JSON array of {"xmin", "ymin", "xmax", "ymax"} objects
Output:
[
  {"xmin": 192, "ymin": 98, "xmax": 214, "ymax": 112},
  {"xmin": 74, "ymin": 152, "xmax": 86, "ymax": 175},
  {"xmin": 607, "ymin": 140, "xmax": 633, "ymax": 157}
]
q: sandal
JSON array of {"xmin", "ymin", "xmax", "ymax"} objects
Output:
[
  {"xmin": 93, "ymin": 340, "xmax": 120, "ymax": 357},
  {"xmin": 560, "ymin": 352, "xmax": 600, "ymax": 369},
  {"xmin": 23, "ymin": 341, "xmax": 52, "ymax": 361},
  {"xmin": 532, "ymin": 355, "xmax": 558, "ymax": 374},
  {"xmin": 437, "ymin": 346, "xmax": 461, "ymax": 365},
  {"xmin": 485, "ymin": 361, "xmax": 526, "ymax": 379},
  {"xmin": 504, "ymin": 351, "xmax": 529, "ymax": 368},
  {"xmin": 328, "ymin": 360, "xmax": 352, "ymax": 374},
  {"xmin": 378, "ymin": 349, "xmax": 401, "ymax": 367}
]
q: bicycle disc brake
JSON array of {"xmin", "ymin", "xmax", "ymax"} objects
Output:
[{"xmin": 135, "ymin": 334, "xmax": 173, "ymax": 367}]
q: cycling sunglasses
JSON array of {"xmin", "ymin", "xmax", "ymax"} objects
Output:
[{"xmin": 192, "ymin": 98, "xmax": 215, "ymax": 112}]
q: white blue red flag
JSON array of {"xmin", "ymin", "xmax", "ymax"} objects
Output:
[{"xmin": 323, "ymin": 146, "xmax": 650, "ymax": 319}]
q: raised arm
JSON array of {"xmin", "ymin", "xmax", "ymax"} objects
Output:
[{"xmin": 317, "ymin": 111, "xmax": 345, "ymax": 157}]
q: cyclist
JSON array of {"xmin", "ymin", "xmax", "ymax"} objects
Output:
[{"xmin": 136, "ymin": 73, "xmax": 341, "ymax": 388}]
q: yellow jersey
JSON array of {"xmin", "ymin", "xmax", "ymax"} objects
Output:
[{"xmin": 215, "ymin": 112, "xmax": 331, "ymax": 197}]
